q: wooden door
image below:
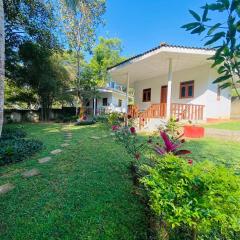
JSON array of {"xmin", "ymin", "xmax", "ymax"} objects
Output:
[
  {"xmin": 161, "ymin": 86, "xmax": 168, "ymax": 103},
  {"xmin": 160, "ymin": 86, "xmax": 167, "ymax": 117}
]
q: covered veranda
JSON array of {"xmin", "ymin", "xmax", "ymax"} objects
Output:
[{"xmin": 107, "ymin": 44, "xmax": 215, "ymax": 125}]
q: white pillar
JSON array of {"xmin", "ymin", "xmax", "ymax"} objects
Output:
[
  {"xmin": 93, "ymin": 98, "xmax": 96, "ymax": 116},
  {"xmin": 126, "ymin": 73, "xmax": 130, "ymax": 113},
  {"xmin": 166, "ymin": 58, "xmax": 173, "ymax": 119}
]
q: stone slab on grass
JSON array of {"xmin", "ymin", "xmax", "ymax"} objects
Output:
[
  {"xmin": 0, "ymin": 183, "xmax": 15, "ymax": 195},
  {"xmin": 22, "ymin": 169, "xmax": 40, "ymax": 178},
  {"xmin": 90, "ymin": 136, "xmax": 101, "ymax": 140},
  {"xmin": 61, "ymin": 143, "xmax": 69, "ymax": 147},
  {"xmin": 38, "ymin": 157, "xmax": 52, "ymax": 164},
  {"xmin": 51, "ymin": 149, "xmax": 62, "ymax": 155}
]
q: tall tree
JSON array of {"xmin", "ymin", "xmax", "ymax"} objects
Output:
[
  {"xmin": 182, "ymin": 0, "xmax": 240, "ymax": 98},
  {"xmin": 18, "ymin": 42, "xmax": 70, "ymax": 120},
  {"xmin": 89, "ymin": 37, "xmax": 125, "ymax": 86},
  {"xmin": 0, "ymin": 0, "xmax": 4, "ymax": 137},
  {"xmin": 59, "ymin": 0, "xmax": 105, "ymax": 117}
]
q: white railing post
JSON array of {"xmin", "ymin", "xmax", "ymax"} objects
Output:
[{"xmin": 166, "ymin": 58, "xmax": 173, "ymax": 119}]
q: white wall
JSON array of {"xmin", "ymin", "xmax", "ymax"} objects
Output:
[
  {"xmin": 88, "ymin": 92, "xmax": 127, "ymax": 113},
  {"xmin": 133, "ymin": 64, "xmax": 231, "ymax": 120},
  {"xmin": 206, "ymin": 68, "xmax": 231, "ymax": 119}
]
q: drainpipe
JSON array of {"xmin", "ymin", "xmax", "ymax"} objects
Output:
[{"xmin": 166, "ymin": 58, "xmax": 173, "ymax": 119}]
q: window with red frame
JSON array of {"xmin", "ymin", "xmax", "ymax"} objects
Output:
[
  {"xmin": 180, "ymin": 81, "xmax": 194, "ymax": 98},
  {"xmin": 142, "ymin": 88, "xmax": 151, "ymax": 102}
]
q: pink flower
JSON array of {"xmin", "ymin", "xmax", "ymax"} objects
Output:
[
  {"xmin": 112, "ymin": 125, "xmax": 119, "ymax": 131},
  {"xmin": 130, "ymin": 127, "xmax": 136, "ymax": 134},
  {"xmin": 188, "ymin": 159, "xmax": 193, "ymax": 165},
  {"xmin": 83, "ymin": 115, "xmax": 87, "ymax": 120}
]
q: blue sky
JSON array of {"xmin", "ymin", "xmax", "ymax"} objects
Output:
[{"xmin": 97, "ymin": 0, "xmax": 215, "ymax": 58}]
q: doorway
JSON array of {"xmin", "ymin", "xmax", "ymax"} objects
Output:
[
  {"xmin": 161, "ymin": 85, "xmax": 168, "ymax": 103},
  {"xmin": 160, "ymin": 85, "xmax": 167, "ymax": 117}
]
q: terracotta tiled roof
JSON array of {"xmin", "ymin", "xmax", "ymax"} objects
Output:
[{"xmin": 107, "ymin": 43, "xmax": 214, "ymax": 71}]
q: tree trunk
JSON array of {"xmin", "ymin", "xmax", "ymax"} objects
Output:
[{"xmin": 0, "ymin": 0, "xmax": 4, "ymax": 137}]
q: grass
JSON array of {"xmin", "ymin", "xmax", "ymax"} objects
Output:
[
  {"xmin": 186, "ymin": 137, "xmax": 240, "ymax": 170},
  {"xmin": 0, "ymin": 123, "xmax": 148, "ymax": 240},
  {"xmin": 204, "ymin": 121, "xmax": 240, "ymax": 131}
]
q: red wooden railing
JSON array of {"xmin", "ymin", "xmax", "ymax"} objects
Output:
[
  {"xmin": 128, "ymin": 105, "xmax": 139, "ymax": 118},
  {"xmin": 128, "ymin": 103, "xmax": 204, "ymax": 129}
]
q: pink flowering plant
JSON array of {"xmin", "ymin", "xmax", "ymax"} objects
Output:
[{"xmin": 113, "ymin": 126, "xmax": 146, "ymax": 162}]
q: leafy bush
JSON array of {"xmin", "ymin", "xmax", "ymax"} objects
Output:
[
  {"xmin": 94, "ymin": 114, "xmax": 108, "ymax": 123},
  {"xmin": 113, "ymin": 126, "xmax": 145, "ymax": 161},
  {"xmin": 141, "ymin": 154, "xmax": 240, "ymax": 240},
  {"xmin": 0, "ymin": 126, "xmax": 43, "ymax": 166},
  {"xmin": 107, "ymin": 112, "xmax": 124, "ymax": 126},
  {"xmin": 1, "ymin": 127, "xmax": 27, "ymax": 140}
]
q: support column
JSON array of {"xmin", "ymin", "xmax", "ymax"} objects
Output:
[
  {"xmin": 125, "ymin": 73, "xmax": 130, "ymax": 126},
  {"xmin": 166, "ymin": 58, "xmax": 173, "ymax": 119},
  {"xmin": 93, "ymin": 98, "xmax": 96, "ymax": 116},
  {"xmin": 126, "ymin": 73, "xmax": 130, "ymax": 114}
]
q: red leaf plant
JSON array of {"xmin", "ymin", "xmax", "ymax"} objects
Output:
[{"xmin": 154, "ymin": 131, "xmax": 191, "ymax": 156}]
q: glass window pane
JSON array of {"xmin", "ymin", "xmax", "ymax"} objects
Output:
[
  {"xmin": 181, "ymin": 86, "xmax": 186, "ymax": 97},
  {"xmin": 188, "ymin": 86, "xmax": 193, "ymax": 97}
]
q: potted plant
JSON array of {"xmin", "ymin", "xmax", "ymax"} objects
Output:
[{"xmin": 183, "ymin": 121, "xmax": 204, "ymax": 138}]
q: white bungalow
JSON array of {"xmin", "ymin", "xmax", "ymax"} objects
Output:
[
  {"xmin": 84, "ymin": 81, "xmax": 132, "ymax": 115},
  {"xmin": 107, "ymin": 43, "xmax": 231, "ymax": 129}
]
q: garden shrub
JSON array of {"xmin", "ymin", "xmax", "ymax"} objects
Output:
[
  {"xmin": 0, "ymin": 126, "xmax": 43, "ymax": 166},
  {"xmin": 94, "ymin": 114, "xmax": 108, "ymax": 123},
  {"xmin": 140, "ymin": 154, "xmax": 240, "ymax": 240},
  {"xmin": 107, "ymin": 112, "xmax": 124, "ymax": 126},
  {"xmin": 1, "ymin": 127, "xmax": 27, "ymax": 140}
]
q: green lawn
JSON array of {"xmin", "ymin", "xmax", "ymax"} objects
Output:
[
  {"xmin": 0, "ymin": 123, "xmax": 148, "ymax": 240},
  {"xmin": 204, "ymin": 121, "xmax": 240, "ymax": 131},
  {"xmin": 186, "ymin": 137, "xmax": 240, "ymax": 170}
]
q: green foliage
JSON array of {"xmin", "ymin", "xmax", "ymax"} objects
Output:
[
  {"xmin": 107, "ymin": 112, "xmax": 124, "ymax": 126},
  {"xmin": 114, "ymin": 126, "xmax": 145, "ymax": 161},
  {"xmin": 18, "ymin": 42, "xmax": 70, "ymax": 120},
  {"xmin": 159, "ymin": 117, "xmax": 181, "ymax": 139},
  {"xmin": 89, "ymin": 37, "xmax": 126, "ymax": 86},
  {"xmin": 182, "ymin": 0, "xmax": 240, "ymax": 97},
  {"xmin": 1, "ymin": 127, "xmax": 27, "ymax": 140},
  {"xmin": 0, "ymin": 127, "xmax": 42, "ymax": 166},
  {"xmin": 4, "ymin": 0, "xmax": 58, "ymax": 81},
  {"xmin": 141, "ymin": 154, "xmax": 240, "ymax": 239}
]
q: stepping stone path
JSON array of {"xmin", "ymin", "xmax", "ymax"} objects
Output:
[
  {"xmin": 38, "ymin": 156, "xmax": 52, "ymax": 164},
  {"xmin": 61, "ymin": 143, "xmax": 69, "ymax": 147},
  {"xmin": 51, "ymin": 149, "xmax": 62, "ymax": 155},
  {"xmin": 22, "ymin": 168, "xmax": 40, "ymax": 178},
  {"xmin": 0, "ymin": 183, "xmax": 15, "ymax": 195},
  {"xmin": 90, "ymin": 136, "xmax": 101, "ymax": 140}
]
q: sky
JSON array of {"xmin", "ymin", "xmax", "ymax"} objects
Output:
[{"xmin": 96, "ymin": 0, "xmax": 217, "ymax": 58}]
